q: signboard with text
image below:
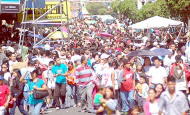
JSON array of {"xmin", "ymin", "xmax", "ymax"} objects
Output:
[
  {"xmin": 0, "ymin": 0, "xmax": 21, "ymax": 13},
  {"xmin": 17, "ymin": 1, "xmax": 71, "ymax": 22}
]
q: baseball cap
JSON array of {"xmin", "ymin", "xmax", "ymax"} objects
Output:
[
  {"xmin": 100, "ymin": 53, "xmax": 110, "ymax": 59},
  {"xmin": 54, "ymin": 44, "xmax": 59, "ymax": 48}
]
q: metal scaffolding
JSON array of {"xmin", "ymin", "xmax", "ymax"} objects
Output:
[{"xmin": 19, "ymin": 0, "xmax": 70, "ymax": 49}]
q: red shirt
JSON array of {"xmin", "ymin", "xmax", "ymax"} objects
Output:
[
  {"xmin": 75, "ymin": 65, "xmax": 93, "ymax": 86},
  {"xmin": 0, "ymin": 84, "xmax": 10, "ymax": 106},
  {"xmin": 120, "ymin": 68, "xmax": 134, "ymax": 92}
]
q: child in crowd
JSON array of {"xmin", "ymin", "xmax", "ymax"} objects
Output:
[
  {"xmin": 129, "ymin": 106, "xmax": 140, "ymax": 115},
  {"xmin": 134, "ymin": 76, "xmax": 149, "ymax": 112},
  {"xmin": 94, "ymin": 85, "xmax": 106, "ymax": 112}
]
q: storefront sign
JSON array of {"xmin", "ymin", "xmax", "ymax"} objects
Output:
[
  {"xmin": 0, "ymin": 0, "xmax": 21, "ymax": 13},
  {"xmin": 1, "ymin": 4, "xmax": 20, "ymax": 13}
]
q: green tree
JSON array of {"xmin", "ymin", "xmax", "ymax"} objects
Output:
[
  {"xmin": 138, "ymin": 1, "xmax": 170, "ymax": 20},
  {"xmin": 86, "ymin": 3, "xmax": 108, "ymax": 15},
  {"xmin": 164, "ymin": 0, "xmax": 190, "ymax": 23},
  {"xmin": 117, "ymin": 0, "xmax": 138, "ymax": 19},
  {"xmin": 112, "ymin": 0, "xmax": 189, "ymax": 23}
]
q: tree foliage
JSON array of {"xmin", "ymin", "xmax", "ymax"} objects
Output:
[
  {"xmin": 117, "ymin": 0, "xmax": 138, "ymax": 20},
  {"xmin": 86, "ymin": 3, "xmax": 110, "ymax": 15},
  {"xmin": 112, "ymin": 0, "xmax": 190, "ymax": 23},
  {"xmin": 166, "ymin": 0, "xmax": 190, "ymax": 23}
]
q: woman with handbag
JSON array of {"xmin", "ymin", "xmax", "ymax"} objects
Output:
[{"xmin": 20, "ymin": 69, "xmax": 48, "ymax": 115}]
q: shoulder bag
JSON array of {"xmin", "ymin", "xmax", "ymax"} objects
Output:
[{"xmin": 33, "ymin": 79, "xmax": 49, "ymax": 99}]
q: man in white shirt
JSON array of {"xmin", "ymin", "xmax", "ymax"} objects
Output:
[
  {"xmin": 71, "ymin": 49, "xmax": 81, "ymax": 63},
  {"xmin": 148, "ymin": 58, "xmax": 167, "ymax": 87},
  {"xmin": 171, "ymin": 49, "xmax": 187, "ymax": 63},
  {"xmin": 8, "ymin": 53, "xmax": 18, "ymax": 72},
  {"xmin": 142, "ymin": 34, "xmax": 149, "ymax": 44},
  {"xmin": 164, "ymin": 52, "xmax": 174, "ymax": 76}
]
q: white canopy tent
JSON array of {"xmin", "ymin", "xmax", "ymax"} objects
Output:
[{"xmin": 129, "ymin": 16, "xmax": 183, "ymax": 29}]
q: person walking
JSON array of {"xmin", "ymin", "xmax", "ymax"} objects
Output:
[
  {"xmin": 42, "ymin": 61, "xmax": 56, "ymax": 108},
  {"xmin": 9, "ymin": 69, "xmax": 28, "ymax": 115},
  {"xmin": 158, "ymin": 77, "xmax": 189, "ymax": 115},
  {"xmin": 52, "ymin": 57, "xmax": 68, "ymax": 110},
  {"xmin": 20, "ymin": 69, "xmax": 48, "ymax": 115},
  {"xmin": 144, "ymin": 89, "xmax": 159, "ymax": 115},
  {"xmin": 65, "ymin": 61, "xmax": 77, "ymax": 108},
  {"xmin": 119, "ymin": 59, "xmax": 135, "ymax": 114},
  {"xmin": 75, "ymin": 56, "xmax": 95, "ymax": 113},
  {"xmin": 0, "ymin": 72, "xmax": 11, "ymax": 115}
]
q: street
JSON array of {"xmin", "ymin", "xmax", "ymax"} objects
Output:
[{"xmin": 15, "ymin": 107, "xmax": 93, "ymax": 115}]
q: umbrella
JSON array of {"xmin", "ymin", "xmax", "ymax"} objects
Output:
[
  {"xmin": 85, "ymin": 20, "xmax": 97, "ymax": 24},
  {"xmin": 127, "ymin": 50, "xmax": 156, "ymax": 57},
  {"xmin": 49, "ymin": 31, "xmax": 68, "ymax": 40},
  {"xmin": 99, "ymin": 33, "xmax": 112, "ymax": 37},
  {"xmin": 152, "ymin": 48, "xmax": 172, "ymax": 56},
  {"xmin": 28, "ymin": 33, "xmax": 42, "ymax": 39}
]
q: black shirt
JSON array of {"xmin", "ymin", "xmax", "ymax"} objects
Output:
[{"xmin": 11, "ymin": 77, "xmax": 24, "ymax": 99}]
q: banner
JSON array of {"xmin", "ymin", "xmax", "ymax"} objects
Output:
[
  {"xmin": 26, "ymin": 0, "xmax": 45, "ymax": 8},
  {"xmin": 17, "ymin": 1, "xmax": 71, "ymax": 22}
]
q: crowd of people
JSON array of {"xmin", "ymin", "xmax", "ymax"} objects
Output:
[{"xmin": 0, "ymin": 17, "xmax": 190, "ymax": 115}]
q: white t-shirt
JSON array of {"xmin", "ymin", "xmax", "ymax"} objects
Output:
[
  {"xmin": 44, "ymin": 44, "xmax": 50, "ymax": 50},
  {"xmin": 164, "ymin": 56, "xmax": 172, "ymax": 67},
  {"xmin": 9, "ymin": 60, "xmax": 18, "ymax": 72},
  {"xmin": 148, "ymin": 66, "xmax": 167, "ymax": 84},
  {"xmin": 171, "ymin": 54, "xmax": 187, "ymax": 63},
  {"xmin": 142, "ymin": 36, "xmax": 148, "ymax": 43},
  {"xmin": 175, "ymin": 67, "xmax": 187, "ymax": 91},
  {"xmin": 185, "ymin": 48, "xmax": 190, "ymax": 65},
  {"xmin": 101, "ymin": 67, "xmax": 114, "ymax": 87},
  {"xmin": 43, "ymin": 69, "xmax": 56, "ymax": 89},
  {"xmin": 95, "ymin": 64, "xmax": 104, "ymax": 75},
  {"xmin": 149, "ymin": 102, "xmax": 159, "ymax": 115},
  {"xmin": 71, "ymin": 55, "xmax": 81, "ymax": 63},
  {"xmin": 4, "ymin": 72, "xmax": 11, "ymax": 81},
  {"xmin": 38, "ymin": 57, "xmax": 53, "ymax": 66}
]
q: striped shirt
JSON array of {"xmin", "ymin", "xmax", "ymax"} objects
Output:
[{"xmin": 75, "ymin": 65, "xmax": 93, "ymax": 86}]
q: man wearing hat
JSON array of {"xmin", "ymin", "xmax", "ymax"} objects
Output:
[
  {"xmin": 0, "ymin": 72, "xmax": 11, "ymax": 115},
  {"xmin": 100, "ymin": 53, "xmax": 110, "ymax": 68},
  {"xmin": 119, "ymin": 58, "xmax": 135, "ymax": 114}
]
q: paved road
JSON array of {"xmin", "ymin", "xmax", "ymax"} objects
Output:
[{"xmin": 15, "ymin": 107, "xmax": 93, "ymax": 115}]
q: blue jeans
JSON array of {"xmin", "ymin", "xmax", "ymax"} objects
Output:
[
  {"xmin": 66, "ymin": 84, "xmax": 77, "ymax": 107},
  {"xmin": 30, "ymin": 102, "xmax": 43, "ymax": 115},
  {"xmin": 10, "ymin": 98, "xmax": 28, "ymax": 115},
  {"xmin": 120, "ymin": 90, "xmax": 134, "ymax": 112},
  {"xmin": 23, "ymin": 91, "xmax": 29, "ymax": 106}
]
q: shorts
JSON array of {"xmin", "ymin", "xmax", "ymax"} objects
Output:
[
  {"xmin": 0, "ymin": 106, "xmax": 5, "ymax": 115},
  {"xmin": 137, "ymin": 95, "xmax": 146, "ymax": 107},
  {"xmin": 48, "ymin": 88, "xmax": 54, "ymax": 99}
]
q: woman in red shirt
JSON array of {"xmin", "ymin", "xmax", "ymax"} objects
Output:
[{"xmin": 0, "ymin": 73, "xmax": 11, "ymax": 115}]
